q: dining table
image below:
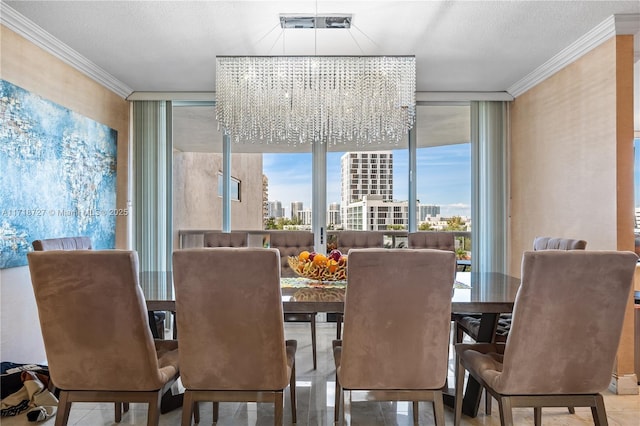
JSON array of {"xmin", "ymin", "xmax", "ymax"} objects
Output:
[{"xmin": 140, "ymin": 270, "xmax": 521, "ymax": 418}]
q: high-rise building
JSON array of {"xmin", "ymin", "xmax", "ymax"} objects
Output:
[
  {"xmin": 346, "ymin": 195, "xmax": 409, "ymax": 231},
  {"xmin": 290, "ymin": 201, "xmax": 303, "ymax": 220},
  {"xmin": 341, "ymin": 151, "xmax": 393, "ymax": 229},
  {"xmin": 267, "ymin": 201, "xmax": 284, "ymax": 218},
  {"xmin": 328, "ymin": 202, "xmax": 341, "ymax": 228},
  {"xmin": 419, "ymin": 204, "xmax": 441, "ymax": 221},
  {"xmin": 341, "ymin": 151, "xmax": 393, "ymax": 204}
]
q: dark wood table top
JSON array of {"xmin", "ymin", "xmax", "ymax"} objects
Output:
[{"xmin": 141, "ymin": 271, "xmax": 520, "ymax": 315}]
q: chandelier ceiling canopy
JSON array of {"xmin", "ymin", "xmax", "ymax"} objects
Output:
[{"xmin": 215, "ymin": 55, "xmax": 416, "ymax": 146}]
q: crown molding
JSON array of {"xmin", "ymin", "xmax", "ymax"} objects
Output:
[
  {"xmin": 508, "ymin": 14, "xmax": 640, "ymax": 97},
  {"xmin": 0, "ymin": 3, "xmax": 132, "ymax": 98}
]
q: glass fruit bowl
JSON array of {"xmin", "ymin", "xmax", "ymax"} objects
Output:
[{"xmin": 287, "ymin": 250, "xmax": 347, "ymax": 281}]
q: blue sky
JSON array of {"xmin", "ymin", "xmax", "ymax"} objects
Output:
[
  {"xmin": 265, "ymin": 138, "xmax": 640, "ymax": 219},
  {"xmin": 264, "ymin": 143, "xmax": 472, "ymax": 218}
]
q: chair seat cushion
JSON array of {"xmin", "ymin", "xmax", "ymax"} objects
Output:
[{"xmin": 456, "ymin": 343, "xmax": 505, "ymax": 392}]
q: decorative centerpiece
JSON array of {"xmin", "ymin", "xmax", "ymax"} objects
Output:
[{"xmin": 287, "ymin": 250, "xmax": 347, "ymax": 281}]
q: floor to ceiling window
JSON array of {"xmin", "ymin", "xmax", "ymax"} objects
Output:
[
  {"xmin": 170, "ymin": 102, "xmax": 473, "ymax": 257},
  {"xmin": 415, "ymin": 104, "xmax": 472, "ymax": 259}
]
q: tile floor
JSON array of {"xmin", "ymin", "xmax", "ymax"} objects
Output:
[{"xmin": 2, "ymin": 323, "xmax": 639, "ymax": 425}]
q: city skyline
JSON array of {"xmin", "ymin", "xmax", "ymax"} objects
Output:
[{"xmin": 264, "ymin": 143, "xmax": 472, "ymax": 219}]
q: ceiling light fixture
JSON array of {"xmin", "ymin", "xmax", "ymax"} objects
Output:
[
  {"xmin": 215, "ymin": 16, "xmax": 416, "ymax": 146},
  {"xmin": 279, "ymin": 14, "xmax": 352, "ymax": 29}
]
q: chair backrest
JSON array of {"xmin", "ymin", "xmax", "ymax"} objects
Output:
[
  {"xmin": 339, "ymin": 248, "xmax": 456, "ymax": 390},
  {"xmin": 27, "ymin": 250, "xmax": 170, "ymax": 391},
  {"xmin": 203, "ymin": 231, "xmax": 248, "ymax": 248},
  {"xmin": 268, "ymin": 231, "xmax": 314, "ymax": 277},
  {"xmin": 407, "ymin": 232, "xmax": 455, "ymax": 251},
  {"xmin": 32, "ymin": 236, "xmax": 92, "ymax": 251},
  {"xmin": 336, "ymin": 231, "xmax": 384, "ymax": 254},
  {"xmin": 173, "ymin": 248, "xmax": 289, "ymax": 390},
  {"xmin": 496, "ymin": 250, "xmax": 637, "ymax": 395},
  {"xmin": 532, "ymin": 236, "xmax": 587, "ymax": 251}
]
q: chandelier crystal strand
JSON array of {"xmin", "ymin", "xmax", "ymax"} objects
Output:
[{"xmin": 216, "ymin": 56, "xmax": 415, "ymax": 145}]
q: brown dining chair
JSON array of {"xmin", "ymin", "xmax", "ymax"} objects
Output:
[
  {"xmin": 173, "ymin": 248, "xmax": 297, "ymax": 426},
  {"xmin": 269, "ymin": 230, "xmax": 320, "ymax": 370},
  {"xmin": 333, "ymin": 231, "xmax": 385, "ymax": 339},
  {"xmin": 454, "ymin": 250, "xmax": 637, "ymax": 426},
  {"xmin": 333, "ymin": 248, "xmax": 456, "ymax": 425},
  {"xmin": 27, "ymin": 250, "xmax": 179, "ymax": 426},
  {"xmin": 453, "ymin": 236, "xmax": 587, "ymax": 414},
  {"xmin": 31, "ymin": 236, "xmax": 166, "ymax": 419}
]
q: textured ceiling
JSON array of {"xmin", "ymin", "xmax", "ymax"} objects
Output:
[
  {"xmin": 5, "ymin": 1, "xmax": 639, "ymax": 93},
  {"xmin": 4, "ymin": 1, "xmax": 639, "ymax": 151}
]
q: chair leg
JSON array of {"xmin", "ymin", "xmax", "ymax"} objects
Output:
[
  {"xmin": 497, "ymin": 396, "xmax": 514, "ymax": 426},
  {"xmin": 534, "ymin": 407, "xmax": 542, "ymax": 426},
  {"xmin": 454, "ymin": 355, "xmax": 464, "ymax": 426},
  {"xmin": 342, "ymin": 390, "xmax": 349, "ymax": 426},
  {"xmin": 412, "ymin": 401, "xmax": 419, "ymax": 425},
  {"xmin": 146, "ymin": 391, "xmax": 161, "ymax": 426},
  {"xmin": 568, "ymin": 406, "xmax": 576, "ymax": 414},
  {"xmin": 290, "ymin": 361, "xmax": 297, "ymax": 423},
  {"xmin": 212, "ymin": 402, "xmax": 218, "ymax": 423},
  {"xmin": 433, "ymin": 391, "xmax": 445, "ymax": 426},
  {"xmin": 455, "ymin": 321, "xmax": 464, "ymax": 344},
  {"xmin": 54, "ymin": 391, "xmax": 71, "ymax": 426},
  {"xmin": 274, "ymin": 391, "xmax": 284, "ymax": 426},
  {"xmin": 115, "ymin": 403, "xmax": 122, "ymax": 423},
  {"xmin": 181, "ymin": 391, "xmax": 194, "ymax": 426},
  {"xmin": 193, "ymin": 402, "xmax": 200, "ymax": 424},
  {"xmin": 311, "ymin": 313, "xmax": 317, "ymax": 370},
  {"xmin": 485, "ymin": 390, "xmax": 492, "ymax": 414},
  {"xmin": 334, "ymin": 376, "xmax": 341, "ymax": 423},
  {"xmin": 591, "ymin": 394, "xmax": 608, "ymax": 426},
  {"xmin": 336, "ymin": 314, "xmax": 343, "ymax": 339}
]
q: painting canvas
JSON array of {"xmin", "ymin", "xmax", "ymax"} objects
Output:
[{"xmin": 0, "ymin": 79, "xmax": 117, "ymax": 269}]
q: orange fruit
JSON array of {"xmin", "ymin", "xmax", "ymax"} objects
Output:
[
  {"xmin": 312, "ymin": 253, "xmax": 327, "ymax": 266},
  {"xmin": 299, "ymin": 250, "xmax": 310, "ymax": 261},
  {"xmin": 328, "ymin": 259, "xmax": 338, "ymax": 273}
]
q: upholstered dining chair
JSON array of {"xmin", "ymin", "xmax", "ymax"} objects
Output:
[
  {"xmin": 32, "ymin": 236, "xmax": 166, "ymax": 339},
  {"xmin": 27, "ymin": 250, "xmax": 179, "ymax": 426},
  {"xmin": 453, "ymin": 236, "xmax": 588, "ymax": 415},
  {"xmin": 333, "ymin": 231, "xmax": 385, "ymax": 339},
  {"xmin": 333, "ymin": 248, "xmax": 456, "ymax": 425},
  {"xmin": 407, "ymin": 231, "xmax": 455, "ymax": 251},
  {"xmin": 269, "ymin": 230, "xmax": 320, "ymax": 369},
  {"xmin": 454, "ymin": 236, "xmax": 588, "ymax": 344},
  {"xmin": 454, "ymin": 250, "xmax": 637, "ymax": 426},
  {"xmin": 173, "ymin": 248, "xmax": 297, "ymax": 426}
]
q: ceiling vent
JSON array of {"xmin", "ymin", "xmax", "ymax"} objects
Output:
[{"xmin": 279, "ymin": 14, "xmax": 352, "ymax": 29}]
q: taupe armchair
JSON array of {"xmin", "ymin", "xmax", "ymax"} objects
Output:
[
  {"xmin": 333, "ymin": 248, "xmax": 456, "ymax": 425},
  {"xmin": 454, "ymin": 250, "xmax": 637, "ymax": 426},
  {"xmin": 173, "ymin": 248, "xmax": 297, "ymax": 426},
  {"xmin": 27, "ymin": 250, "xmax": 179, "ymax": 426}
]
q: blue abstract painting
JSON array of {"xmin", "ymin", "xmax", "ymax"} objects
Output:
[{"xmin": 0, "ymin": 80, "xmax": 117, "ymax": 269}]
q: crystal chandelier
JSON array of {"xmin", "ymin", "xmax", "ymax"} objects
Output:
[{"xmin": 215, "ymin": 56, "xmax": 416, "ymax": 145}]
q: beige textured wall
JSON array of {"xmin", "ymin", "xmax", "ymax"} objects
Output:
[
  {"xmin": 510, "ymin": 35, "xmax": 636, "ymax": 386},
  {"xmin": 172, "ymin": 151, "xmax": 264, "ymax": 249},
  {"xmin": 0, "ymin": 25, "xmax": 130, "ymax": 363},
  {"xmin": 510, "ymin": 36, "xmax": 634, "ymax": 273}
]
